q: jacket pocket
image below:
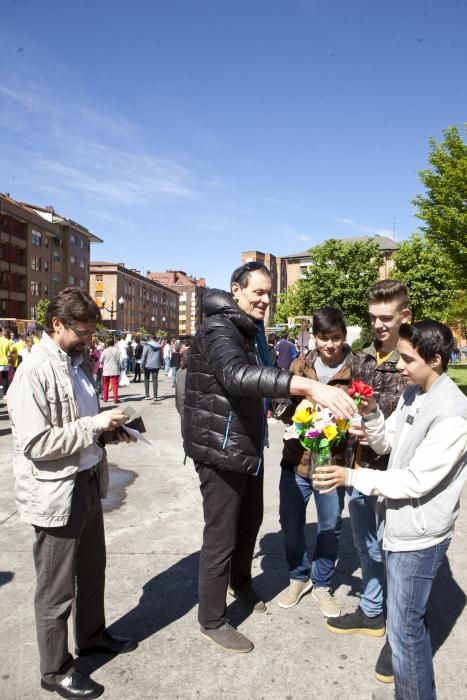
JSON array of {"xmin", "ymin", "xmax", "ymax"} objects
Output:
[{"xmin": 222, "ymin": 412, "xmax": 234, "ymax": 450}]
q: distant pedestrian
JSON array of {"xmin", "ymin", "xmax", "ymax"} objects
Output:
[
  {"xmin": 126, "ymin": 341, "xmax": 134, "ymax": 373},
  {"xmin": 141, "ymin": 335, "xmax": 163, "ymax": 399},
  {"xmin": 89, "ymin": 337, "xmax": 103, "ymax": 397},
  {"xmin": 170, "ymin": 343, "xmax": 182, "ymax": 388},
  {"xmin": 276, "ymin": 332, "xmax": 299, "ymax": 370},
  {"xmin": 100, "ymin": 338, "xmax": 121, "ymax": 403},
  {"xmin": 117, "ymin": 336, "xmax": 128, "ymax": 372},
  {"xmin": 0, "ymin": 326, "xmax": 13, "ymax": 396},
  {"xmin": 163, "ymin": 340, "xmax": 172, "ymax": 376},
  {"xmin": 133, "ymin": 337, "xmax": 143, "ymax": 382}
]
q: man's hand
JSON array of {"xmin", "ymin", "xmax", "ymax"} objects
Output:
[
  {"xmin": 95, "ymin": 409, "xmax": 129, "ymax": 432},
  {"xmin": 312, "ymin": 465, "xmax": 348, "ymax": 493},
  {"xmin": 290, "ymin": 376, "xmax": 356, "ymax": 419}
]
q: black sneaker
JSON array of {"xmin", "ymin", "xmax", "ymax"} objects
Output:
[
  {"xmin": 375, "ymin": 639, "xmax": 394, "ymax": 683},
  {"xmin": 326, "ymin": 607, "xmax": 385, "ymax": 637}
]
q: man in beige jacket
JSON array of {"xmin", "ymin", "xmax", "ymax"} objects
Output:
[{"xmin": 7, "ymin": 288, "xmax": 137, "ymax": 700}]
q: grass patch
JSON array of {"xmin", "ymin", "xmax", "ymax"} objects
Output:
[{"xmin": 448, "ymin": 364, "xmax": 467, "ymax": 395}]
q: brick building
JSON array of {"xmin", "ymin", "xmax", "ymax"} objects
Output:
[
  {"xmin": 146, "ymin": 270, "xmax": 207, "ymax": 338},
  {"xmin": 90, "ymin": 262, "xmax": 179, "ymax": 338},
  {"xmin": 0, "ymin": 193, "xmax": 102, "ymax": 326}
]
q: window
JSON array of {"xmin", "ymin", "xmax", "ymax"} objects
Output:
[
  {"xmin": 53, "ymin": 272, "xmax": 61, "ymax": 283},
  {"xmin": 31, "ymin": 280, "xmax": 41, "ymax": 296},
  {"xmin": 44, "ymin": 260, "xmax": 49, "ymax": 271},
  {"xmin": 96, "ymin": 274, "xmax": 103, "ymax": 282},
  {"xmin": 70, "ymin": 234, "xmax": 77, "ymax": 244},
  {"xmin": 31, "ymin": 230, "xmax": 42, "ymax": 246},
  {"xmin": 79, "ymin": 279, "xmax": 85, "ymax": 289},
  {"xmin": 95, "ymin": 290, "xmax": 103, "ymax": 298},
  {"xmin": 80, "ymin": 239, "xmax": 85, "ymax": 249},
  {"xmin": 70, "ymin": 255, "xmax": 76, "ymax": 264},
  {"xmin": 30, "ymin": 305, "xmax": 36, "ymax": 319},
  {"xmin": 31, "ymin": 256, "xmax": 41, "ymax": 271},
  {"xmin": 69, "ymin": 275, "xmax": 76, "ymax": 285},
  {"xmin": 44, "ymin": 284, "xmax": 48, "ymax": 296},
  {"xmin": 79, "ymin": 259, "xmax": 85, "ymax": 269},
  {"xmin": 53, "ymin": 251, "xmax": 61, "ymax": 262}
]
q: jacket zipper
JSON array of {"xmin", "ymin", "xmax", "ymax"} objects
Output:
[{"xmin": 222, "ymin": 412, "xmax": 233, "ymax": 450}]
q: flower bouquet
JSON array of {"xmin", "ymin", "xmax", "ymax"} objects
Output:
[{"xmin": 288, "ymin": 400, "xmax": 350, "ymax": 489}]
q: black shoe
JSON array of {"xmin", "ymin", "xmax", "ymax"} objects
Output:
[
  {"xmin": 375, "ymin": 639, "xmax": 394, "ymax": 683},
  {"xmin": 41, "ymin": 672, "xmax": 104, "ymax": 699},
  {"xmin": 326, "ymin": 607, "xmax": 385, "ymax": 637},
  {"xmin": 76, "ymin": 631, "xmax": 138, "ymax": 656}
]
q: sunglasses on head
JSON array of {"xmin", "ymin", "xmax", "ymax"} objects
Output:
[{"xmin": 231, "ymin": 262, "xmax": 267, "ymax": 284}]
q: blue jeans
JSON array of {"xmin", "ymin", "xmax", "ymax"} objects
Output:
[
  {"xmin": 347, "ymin": 487, "xmax": 385, "ymax": 616},
  {"xmin": 279, "ymin": 469, "xmax": 344, "ymax": 588},
  {"xmin": 387, "ymin": 539, "xmax": 450, "ymax": 700},
  {"xmin": 164, "ymin": 357, "xmax": 170, "ymax": 375}
]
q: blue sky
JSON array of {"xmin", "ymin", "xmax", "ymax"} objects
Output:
[{"xmin": 1, "ymin": 0, "xmax": 465, "ymax": 289}]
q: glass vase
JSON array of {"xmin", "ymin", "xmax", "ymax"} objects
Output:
[{"xmin": 312, "ymin": 449, "xmax": 332, "ymax": 492}]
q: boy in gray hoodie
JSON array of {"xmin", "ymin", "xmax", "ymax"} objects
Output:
[{"xmin": 314, "ymin": 320, "xmax": 467, "ymax": 700}]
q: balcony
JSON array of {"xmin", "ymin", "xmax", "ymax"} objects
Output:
[
  {"xmin": 0, "ymin": 231, "xmax": 27, "ymax": 248},
  {"xmin": 0, "ymin": 289, "xmax": 26, "ymax": 301}
]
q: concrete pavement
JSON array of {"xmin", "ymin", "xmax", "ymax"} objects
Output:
[{"xmin": 1, "ymin": 373, "xmax": 467, "ymax": 700}]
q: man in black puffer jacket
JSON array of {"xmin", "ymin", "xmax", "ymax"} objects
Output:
[{"xmin": 183, "ymin": 262, "xmax": 356, "ymax": 653}]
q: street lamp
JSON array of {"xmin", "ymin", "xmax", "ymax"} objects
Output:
[
  {"xmin": 162, "ymin": 316, "xmax": 166, "ymax": 339},
  {"xmin": 100, "ymin": 296, "xmax": 124, "ymax": 330},
  {"xmin": 151, "ymin": 316, "xmax": 155, "ymax": 334}
]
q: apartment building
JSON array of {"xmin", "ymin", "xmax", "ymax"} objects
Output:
[
  {"xmin": 90, "ymin": 262, "xmax": 179, "ymax": 338},
  {"xmin": 146, "ymin": 270, "xmax": 207, "ymax": 338},
  {"xmin": 0, "ymin": 193, "xmax": 102, "ymax": 324}
]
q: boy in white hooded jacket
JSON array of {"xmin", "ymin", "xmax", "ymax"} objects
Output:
[{"xmin": 314, "ymin": 320, "xmax": 467, "ymax": 700}]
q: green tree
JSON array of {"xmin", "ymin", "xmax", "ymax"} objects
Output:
[
  {"xmin": 412, "ymin": 125, "xmax": 467, "ymax": 282},
  {"xmin": 274, "ymin": 282, "xmax": 305, "ymax": 323},
  {"xmin": 35, "ymin": 299, "xmax": 50, "ymax": 328},
  {"xmin": 275, "ymin": 239, "xmax": 383, "ymax": 326},
  {"xmin": 390, "ymin": 234, "xmax": 457, "ymax": 321},
  {"xmin": 136, "ymin": 326, "xmax": 149, "ymax": 338},
  {"xmin": 445, "ymin": 290, "xmax": 467, "ymax": 338}
]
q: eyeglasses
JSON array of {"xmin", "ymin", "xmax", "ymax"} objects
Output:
[
  {"xmin": 231, "ymin": 262, "xmax": 268, "ymax": 284},
  {"xmin": 63, "ymin": 323, "xmax": 96, "ymax": 338}
]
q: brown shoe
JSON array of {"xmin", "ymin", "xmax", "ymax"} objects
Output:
[{"xmin": 200, "ymin": 620, "xmax": 254, "ymax": 653}]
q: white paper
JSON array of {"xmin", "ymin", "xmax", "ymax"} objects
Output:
[{"xmin": 122, "ymin": 425, "xmax": 152, "ymax": 445}]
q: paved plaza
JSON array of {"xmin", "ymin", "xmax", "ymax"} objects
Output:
[{"xmin": 1, "ymin": 375, "xmax": 466, "ymax": 700}]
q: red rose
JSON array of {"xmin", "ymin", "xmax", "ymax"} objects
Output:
[{"xmin": 348, "ymin": 380, "xmax": 374, "ymax": 398}]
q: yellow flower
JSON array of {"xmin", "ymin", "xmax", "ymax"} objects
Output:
[
  {"xmin": 336, "ymin": 418, "xmax": 350, "ymax": 431},
  {"xmin": 323, "ymin": 424, "xmax": 338, "ymax": 441},
  {"xmin": 292, "ymin": 400, "xmax": 315, "ymax": 424}
]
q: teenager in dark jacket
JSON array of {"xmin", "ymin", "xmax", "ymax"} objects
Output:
[{"xmin": 183, "ymin": 262, "xmax": 356, "ymax": 654}]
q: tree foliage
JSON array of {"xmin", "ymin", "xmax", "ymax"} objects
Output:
[
  {"xmin": 412, "ymin": 125, "xmax": 467, "ymax": 282},
  {"xmin": 35, "ymin": 299, "xmax": 50, "ymax": 328},
  {"xmin": 444, "ymin": 290, "xmax": 467, "ymax": 338},
  {"xmin": 274, "ymin": 239, "xmax": 383, "ymax": 326},
  {"xmin": 390, "ymin": 234, "xmax": 457, "ymax": 321}
]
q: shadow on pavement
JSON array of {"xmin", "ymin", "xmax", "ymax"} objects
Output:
[
  {"xmin": 0, "ymin": 571, "xmax": 14, "ymax": 587},
  {"xmin": 429, "ymin": 554, "xmax": 466, "ymax": 656},
  {"xmin": 76, "ymin": 550, "xmax": 200, "ymax": 676}
]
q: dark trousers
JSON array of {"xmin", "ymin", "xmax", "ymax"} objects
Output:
[
  {"xmin": 133, "ymin": 362, "xmax": 142, "ymax": 382},
  {"xmin": 33, "ymin": 468, "xmax": 106, "ymax": 683},
  {"xmin": 144, "ymin": 368, "xmax": 159, "ymax": 398},
  {"xmin": 0, "ymin": 369, "xmax": 8, "ymax": 395},
  {"xmin": 196, "ymin": 463, "xmax": 264, "ymax": 629}
]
